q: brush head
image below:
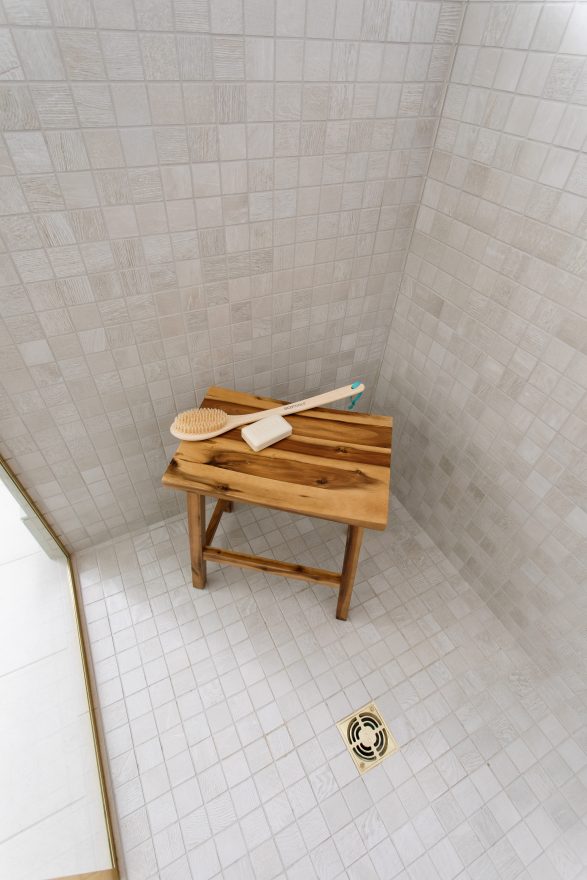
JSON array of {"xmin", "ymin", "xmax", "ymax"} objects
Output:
[{"xmin": 170, "ymin": 407, "xmax": 228, "ymax": 439}]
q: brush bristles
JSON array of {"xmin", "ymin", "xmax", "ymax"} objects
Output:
[{"xmin": 172, "ymin": 407, "xmax": 228, "ymax": 435}]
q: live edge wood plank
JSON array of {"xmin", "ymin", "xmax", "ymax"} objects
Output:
[
  {"xmin": 162, "ymin": 385, "xmax": 392, "ymax": 531},
  {"xmin": 203, "ymin": 546, "xmax": 341, "ymax": 588},
  {"xmin": 166, "ymin": 458, "xmax": 386, "ymax": 530}
]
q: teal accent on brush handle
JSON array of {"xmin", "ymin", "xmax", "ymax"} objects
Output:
[{"xmin": 348, "ymin": 381, "xmax": 364, "ymax": 410}]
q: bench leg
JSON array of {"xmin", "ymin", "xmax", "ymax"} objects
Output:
[
  {"xmin": 187, "ymin": 493, "xmax": 206, "ymax": 589},
  {"xmin": 336, "ymin": 525, "xmax": 364, "ymax": 620}
]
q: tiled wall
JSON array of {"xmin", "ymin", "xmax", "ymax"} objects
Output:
[
  {"xmin": 376, "ymin": 0, "xmax": 587, "ymax": 675},
  {"xmin": 0, "ymin": 0, "xmax": 462, "ymax": 549}
]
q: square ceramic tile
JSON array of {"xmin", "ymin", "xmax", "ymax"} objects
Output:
[{"xmin": 72, "ymin": 497, "xmax": 587, "ymax": 880}]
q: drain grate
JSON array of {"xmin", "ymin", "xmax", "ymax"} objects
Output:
[{"xmin": 336, "ymin": 702, "xmax": 398, "ymax": 774}]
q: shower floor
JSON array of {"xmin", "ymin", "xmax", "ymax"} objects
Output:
[{"xmin": 76, "ymin": 498, "xmax": 587, "ymax": 880}]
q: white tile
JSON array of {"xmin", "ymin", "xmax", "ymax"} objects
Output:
[{"xmin": 187, "ymin": 839, "xmax": 220, "ymax": 880}]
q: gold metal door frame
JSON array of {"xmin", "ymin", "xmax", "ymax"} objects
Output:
[{"xmin": 0, "ymin": 456, "xmax": 119, "ymax": 879}]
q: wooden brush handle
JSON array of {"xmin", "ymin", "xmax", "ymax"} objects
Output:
[{"xmin": 232, "ymin": 383, "xmax": 365, "ymax": 428}]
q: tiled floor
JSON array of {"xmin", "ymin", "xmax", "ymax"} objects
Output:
[{"xmin": 76, "ymin": 498, "xmax": 587, "ymax": 880}]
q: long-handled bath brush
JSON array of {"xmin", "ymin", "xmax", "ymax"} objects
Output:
[{"xmin": 170, "ymin": 381, "xmax": 365, "ymax": 441}]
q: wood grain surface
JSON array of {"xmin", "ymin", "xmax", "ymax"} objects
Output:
[
  {"xmin": 336, "ymin": 526, "xmax": 364, "ymax": 620},
  {"xmin": 163, "ymin": 386, "xmax": 392, "ymax": 530},
  {"xmin": 203, "ymin": 546, "xmax": 341, "ymax": 588},
  {"xmin": 187, "ymin": 493, "xmax": 206, "ymax": 588}
]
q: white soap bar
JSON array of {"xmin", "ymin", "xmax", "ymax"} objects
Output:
[{"xmin": 241, "ymin": 415, "xmax": 292, "ymax": 452}]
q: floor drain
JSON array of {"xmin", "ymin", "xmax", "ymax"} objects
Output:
[{"xmin": 336, "ymin": 702, "xmax": 398, "ymax": 774}]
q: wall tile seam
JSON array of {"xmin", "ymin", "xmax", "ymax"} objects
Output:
[
  {"xmin": 380, "ymin": 337, "xmax": 586, "ymax": 515},
  {"xmin": 382, "ymin": 329, "xmax": 586, "ymax": 466},
  {"xmin": 411, "ymin": 208, "xmax": 587, "ymax": 297},
  {"xmin": 382, "ymin": 314, "xmax": 585, "ymax": 414},
  {"xmin": 0, "ymin": 170, "xmax": 419, "ymax": 224},
  {"xmin": 1, "ymin": 39, "xmax": 464, "ymax": 85},
  {"xmin": 0, "ymin": 176, "xmax": 441, "ymax": 198},
  {"xmin": 448, "ymin": 100, "xmax": 587, "ymax": 128},
  {"xmin": 0, "ymin": 225, "xmax": 415, "ymax": 249},
  {"xmin": 1, "ymin": 28, "xmax": 469, "ymax": 43},
  {"xmin": 5, "ymin": 42, "xmax": 585, "ymax": 67},
  {"xmin": 390, "ymin": 315, "xmax": 587, "ymax": 400},
  {"xmin": 419, "ymin": 169, "xmax": 585, "ymax": 218},
  {"xmin": 440, "ymin": 94, "xmax": 587, "ymax": 118},
  {"xmin": 416, "ymin": 205, "xmax": 585, "ymax": 251},
  {"xmin": 0, "ymin": 153, "xmax": 447, "ymax": 175},
  {"xmin": 454, "ymin": 45, "xmax": 586, "ymax": 55},
  {"xmin": 0, "ymin": 77, "xmax": 461, "ymax": 84},
  {"xmin": 401, "ymin": 502, "xmax": 574, "ymax": 589},
  {"xmin": 462, "ymin": 0, "xmax": 583, "ymax": 51},
  {"xmin": 146, "ymin": 0, "xmax": 214, "ymax": 283},
  {"xmin": 419, "ymin": 182, "xmax": 586, "ymax": 240},
  {"xmin": 0, "ymin": 330, "xmax": 389, "ymax": 391},
  {"xmin": 406, "ymin": 494, "xmax": 584, "ymax": 613},
  {"xmin": 0, "ymin": 266, "xmax": 403, "ymax": 300},
  {"xmin": 438, "ymin": 95, "xmax": 587, "ymax": 126},
  {"xmin": 0, "ymin": 2, "xmax": 462, "ymax": 89},
  {"xmin": 384, "ymin": 489, "xmax": 584, "ymax": 607},
  {"xmin": 0, "ymin": 194, "xmax": 424, "ymax": 257},
  {"xmin": 0, "ymin": 327, "xmax": 390, "ymax": 373},
  {"xmin": 414, "ymin": 214, "xmax": 586, "ymax": 273},
  {"xmin": 372, "ymin": 1, "xmax": 468, "ymax": 397},
  {"xmin": 383, "ymin": 296, "xmax": 586, "ymax": 380},
  {"xmin": 1, "ymin": 24, "xmax": 464, "ymax": 41},
  {"xmin": 426, "ymin": 142, "xmax": 586, "ymax": 173}
]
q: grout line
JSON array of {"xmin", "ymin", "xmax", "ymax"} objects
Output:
[{"xmin": 372, "ymin": 0, "xmax": 470, "ymax": 400}]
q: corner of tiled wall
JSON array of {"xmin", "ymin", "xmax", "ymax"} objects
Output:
[
  {"xmin": 0, "ymin": 0, "xmax": 464, "ymax": 549},
  {"xmin": 375, "ymin": 0, "xmax": 587, "ymax": 676}
]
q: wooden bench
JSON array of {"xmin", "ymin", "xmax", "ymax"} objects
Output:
[{"xmin": 162, "ymin": 386, "xmax": 392, "ymax": 620}]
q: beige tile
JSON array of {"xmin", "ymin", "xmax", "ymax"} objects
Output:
[
  {"xmin": 101, "ymin": 31, "xmax": 143, "ymax": 80},
  {"xmin": 4, "ymin": 132, "xmax": 52, "ymax": 174},
  {"xmin": 13, "ymin": 29, "xmax": 65, "ymax": 80},
  {"xmin": 46, "ymin": 131, "xmax": 89, "ymax": 172},
  {"xmin": 141, "ymin": 33, "xmax": 179, "ymax": 81},
  {"xmin": 177, "ymin": 34, "xmax": 213, "ymax": 80},
  {"xmin": 111, "ymin": 84, "xmax": 151, "ymax": 126},
  {"xmin": 58, "ymin": 31, "xmax": 106, "ymax": 81},
  {"xmin": 30, "ymin": 85, "xmax": 77, "ymax": 128}
]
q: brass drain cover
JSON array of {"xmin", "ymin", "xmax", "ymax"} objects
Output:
[{"xmin": 336, "ymin": 702, "xmax": 398, "ymax": 774}]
